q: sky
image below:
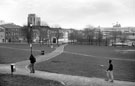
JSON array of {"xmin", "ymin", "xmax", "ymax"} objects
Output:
[{"xmin": 0, "ymin": 0, "xmax": 135, "ymax": 29}]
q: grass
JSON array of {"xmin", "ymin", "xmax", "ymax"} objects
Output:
[
  {"xmin": 0, "ymin": 43, "xmax": 55, "ymax": 51},
  {"xmin": 35, "ymin": 44, "xmax": 135, "ymax": 82},
  {"xmin": 0, "ymin": 73, "xmax": 64, "ymax": 86},
  {"xmin": 0, "ymin": 43, "xmax": 55, "ymax": 64},
  {"xmin": 64, "ymin": 45, "xmax": 135, "ymax": 60}
]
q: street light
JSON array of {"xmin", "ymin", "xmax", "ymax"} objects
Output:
[
  {"xmin": 30, "ymin": 43, "xmax": 32, "ymax": 54},
  {"xmin": 28, "ymin": 24, "xmax": 36, "ymax": 73},
  {"xmin": 29, "ymin": 24, "xmax": 33, "ymax": 54}
]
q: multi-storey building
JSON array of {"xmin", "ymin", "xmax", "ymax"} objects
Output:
[
  {"xmin": 0, "ymin": 26, "xmax": 5, "ymax": 42},
  {"xmin": 28, "ymin": 14, "xmax": 41, "ymax": 26},
  {"xmin": 102, "ymin": 26, "xmax": 135, "ymax": 43},
  {"xmin": 35, "ymin": 17, "xmax": 41, "ymax": 26},
  {"xmin": 0, "ymin": 23, "xmax": 22, "ymax": 42},
  {"xmin": 27, "ymin": 25, "xmax": 69, "ymax": 44},
  {"xmin": 27, "ymin": 13, "xmax": 69, "ymax": 44}
]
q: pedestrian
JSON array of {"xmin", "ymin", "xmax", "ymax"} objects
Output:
[
  {"xmin": 106, "ymin": 59, "xmax": 114, "ymax": 82},
  {"xmin": 29, "ymin": 54, "xmax": 36, "ymax": 73}
]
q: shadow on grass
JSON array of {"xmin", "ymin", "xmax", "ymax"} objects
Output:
[{"xmin": 0, "ymin": 73, "xmax": 64, "ymax": 86}]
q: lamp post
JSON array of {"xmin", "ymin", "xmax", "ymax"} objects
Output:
[
  {"xmin": 29, "ymin": 24, "xmax": 33, "ymax": 55},
  {"xmin": 30, "ymin": 43, "xmax": 32, "ymax": 54}
]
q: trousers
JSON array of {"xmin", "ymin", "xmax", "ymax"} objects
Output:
[
  {"xmin": 29, "ymin": 63, "xmax": 35, "ymax": 73},
  {"xmin": 106, "ymin": 70, "xmax": 114, "ymax": 81}
]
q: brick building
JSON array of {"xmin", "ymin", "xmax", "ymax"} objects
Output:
[{"xmin": 0, "ymin": 23, "xmax": 22, "ymax": 42}]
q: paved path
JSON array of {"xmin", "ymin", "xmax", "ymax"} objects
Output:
[{"xmin": 0, "ymin": 44, "xmax": 135, "ymax": 86}]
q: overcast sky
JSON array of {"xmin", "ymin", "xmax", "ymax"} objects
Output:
[{"xmin": 0, "ymin": 0, "xmax": 135, "ymax": 29}]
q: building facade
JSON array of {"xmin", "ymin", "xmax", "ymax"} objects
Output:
[
  {"xmin": 102, "ymin": 26, "xmax": 135, "ymax": 43},
  {"xmin": 0, "ymin": 27, "xmax": 5, "ymax": 42},
  {"xmin": 0, "ymin": 23, "xmax": 22, "ymax": 43},
  {"xmin": 26, "ymin": 26, "xmax": 69, "ymax": 44},
  {"xmin": 28, "ymin": 14, "xmax": 41, "ymax": 26}
]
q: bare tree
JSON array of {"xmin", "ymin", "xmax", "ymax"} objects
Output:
[
  {"xmin": 21, "ymin": 25, "xmax": 33, "ymax": 44},
  {"xmin": 76, "ymin": 31, "xmax": 84, "ymax": 44},
  {"xmin": 110, "ymin": 30, "xmax": 122, "ymax": 43},
  {"xmin": 68, "ymin": 29, "xmax": 79, "ymax": 44},
  {"xmin": 97, "ymin": 30, "xmax": 103, "ymax": 46},
  {"xmin": 121, "ymin": 32, "xmax": 128, "ymax": 47},
  {"xmin": 39, "ymin": 26, "xmax": 49, "ymax": 44},
  {"xmin": 55, "ymin": 28, "xmax": 63, "ymax": 46},
  {"xmin": 84, "ymin": 25, "xmax": 95, "ymax": 45}
]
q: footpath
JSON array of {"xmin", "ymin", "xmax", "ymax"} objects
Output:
[{"xmin": 0, "ymin": 44, "xmax": 135, "ymax": 86}]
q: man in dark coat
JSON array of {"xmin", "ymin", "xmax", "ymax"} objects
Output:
[
  {"xmin": 106, "ymin": 59, "xmax": 114, "ymax": 82},
  {"xmin": 29, "ymin": 54, "xmax": 36, "ymax": 73}
]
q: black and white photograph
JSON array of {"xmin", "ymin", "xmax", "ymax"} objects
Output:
[{"xmin": 0, "ymin": 0, "xmax": 135, "ymax": 86}]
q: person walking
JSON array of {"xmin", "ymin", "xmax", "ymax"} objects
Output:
[
  {"xmin": 106, "ymin": 59, "xmax": 114, "ymax": 82},
  {"xmin": 29, "ymin": 54, "xmax": 36, "ymax": 73}
]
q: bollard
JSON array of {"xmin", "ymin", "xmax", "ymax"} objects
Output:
[{"xmin": 11, "ymin": 64, "xmax": 16, "ymax": 75}]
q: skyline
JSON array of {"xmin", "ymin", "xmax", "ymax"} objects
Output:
[{"xmin": 0, "ymin": 0, "xmax": 135, "ymax": 29}]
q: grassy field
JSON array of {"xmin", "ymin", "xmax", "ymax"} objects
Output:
[
  {"xmin": 35, "ymin": 44, "xmax": 135, "ymax": 82},
  {"xmin": 64, "ymin": 45, "xmax": 135, "ymax": 60},
  {"xmin": 0, "ymin": 74, "xmax": 64, "ymax": 86},
  {"xmin": 0, "ymin": 43, "xmax": 55, "ymax": 51},
  {"xmin": 0, "ymin": 43, "xmax": 55, "ymax": 64}
]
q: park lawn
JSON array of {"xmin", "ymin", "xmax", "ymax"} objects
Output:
[
  {"xmin": 64, "ymin": 45, "xmax": 135, "ymax": 60},
  {"xmin": 0, "ymin": 43, "xmax": 55, "ymax": 64},
  {"xmin": 35, "ymin": 45, "xmax": 135, "ymax": 82},
  {"xmin": 0, "ymin": 43, "xmax": 55, "ymax": 51},
  {"xmin": 35, "ymin": 53, "xmax": 135, "ymax": 82},
  {"xmin": 0, "ymin": 48, "xmax": 38, "ymax": 64},
  {"xmin": 0, "ymin": 74, "xmax": 64, "ymax": 86}
]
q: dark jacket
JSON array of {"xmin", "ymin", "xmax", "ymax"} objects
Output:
[
  {"xmin": 29, "ymin": 54, "xmax": 36, "ymax": 63},
  {"xmin": 107, "ymin": 63, "xmax": 113, "ymax": 71}
]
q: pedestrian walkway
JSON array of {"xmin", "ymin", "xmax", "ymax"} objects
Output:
[{"xmin": 0, "ymin": 44, "xmax": 135, "ymax": 86}]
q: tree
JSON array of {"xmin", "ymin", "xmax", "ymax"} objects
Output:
[
  {"xmin": 121, "ymin": 32, "xmax": 128, "ymax": 43},
  {"xmin": 68, "ymin": 30, "xmax": 78, "ymax": 43},
  {"xmin": 97, "ymin": 30, "xmax": 103, "ymax": 46},
  {"xmin": 76, "ymin": 31, "xmax": 84, "ymax": 44},
  {"xmin": 39, "ymin": 26, "xmax": 49, "ymax": 44},
  {"xmin": 68, "ymin": 32, "xmax": 75, "ymax": 43},
  {"xmin": 84, "ymin": 26, "xmax": 95, "ymax": 45},
  {"xmin": 110, "ymin": 30, "xmax": 122, "ymax": 43},
  {"xmin": 55, "ymin": 28, "xmax": 63, "ymax": 45}
]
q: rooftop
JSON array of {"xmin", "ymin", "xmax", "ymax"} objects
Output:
[{"xmin": 0, "ymin": 23, "xmax": 22, "ymax": 29}]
